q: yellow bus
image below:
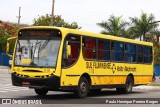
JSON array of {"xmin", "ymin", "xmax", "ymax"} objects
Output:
[{"xmin": 7, "ymin": 26, "xmax": 153, "ymax": 98}]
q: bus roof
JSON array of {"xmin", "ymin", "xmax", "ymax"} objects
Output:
[{"xmin": 20, "ymin": 26, "xmax": 153, "ymax": 46}]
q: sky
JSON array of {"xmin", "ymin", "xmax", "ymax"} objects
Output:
[{"xmin": 1, "ymin": 0, "xmax": 160, "ymax": 33}]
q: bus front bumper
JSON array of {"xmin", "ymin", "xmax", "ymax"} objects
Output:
[{"xmin": 11, "ymin": 73, "xmax": 60, "ymax": 90}]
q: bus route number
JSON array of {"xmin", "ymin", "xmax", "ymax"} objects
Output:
[{"xmin": 89, "ymin": 68, "xmax": 94, "ymax": 74}]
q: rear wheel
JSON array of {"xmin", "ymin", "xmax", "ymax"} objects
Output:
[
  {"xmin": 116, "ymin": 76, "xmax": 133, "ymax": 94},
  {"xmin": 35, "ymin": 88, "xmax": 48, "ymax": 96},
  {"xmin": 74, "ymin": 77, "xmax": 89, "ymax": 98}
]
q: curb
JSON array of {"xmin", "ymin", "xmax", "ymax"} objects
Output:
[
  {"xmin": 0, "ymin": 66, "xmax": 11, "ymax": 74},
  {"xmin": 134, "ymin": 86, "xmax": 160, "ymax": 90},
  {"xmin": 0, "ymin": 66, "xmax": 10, "ymax": 69}
]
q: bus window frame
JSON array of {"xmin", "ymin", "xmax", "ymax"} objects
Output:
[
  {"xmin": 82, "ymin": 36, "xmax": 97, "ymax": 61},
  {"xmin": 81, "ymin": 35, "xmax": 153, "ymax": 65},
  {"xmin": 97, "ymin": 38, "xmax": 111, "ymax": 61},
  {"xmin": 14, "ymin": 37, "xmax": 62, "ymax": 68},
  {"xmin": 125, "ymin": 43, "xmax": 137, "ymax": 63},
  {"xmin": 110, "ymin": 40, "xmax": 125, "ymax": 62},
  {"xmin": 62, "ymin": 33, "xmax": 81, "ymax": 69},
  {"xmin": 143, "ymin": 46, "xmax": 153, "ymax": 64},
  {"xmin": 14, "ymin": 29, "xmax": 62, "ymax": 69}
]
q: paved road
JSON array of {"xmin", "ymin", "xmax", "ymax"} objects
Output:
[
  {"xmin": 0, "ymin": 84, "xmax": 29, "ymax": 93},
  {"xmin": 1, "ymin": 67, "xmax": 160, "ymax": 107},
  {"xmin": 0, "ymin": 81, "xmax": 160, "ymax": 107}
]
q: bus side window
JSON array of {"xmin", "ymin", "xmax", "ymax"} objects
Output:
[
  {"xmin": 98, "ymin": 39, "xmax": 110, "ymax": 60},
  {"xmin": 62, "ymin": 35, "xmax": 80, "ymax": 67},
  {"xmin": 111, "ymin": 42, "xmax": 115, "ymax": 60},
  {"xmin": 137, "ymin": 45, "xmax": 143, "ymax": 63},
  {"xmin": 111, "ymin": 41, "xmax": 124, "ymax": 61},
  {"xmin": 144, "ymin": 46, "xmax": 152, "ymax": 63},
  {"xmin": 82, "ymin": 37, "xmax": 96, "ymax": 60},
  {"xmin": 125, "ymin": 44, "xmax": 136, "ymax": 62}
]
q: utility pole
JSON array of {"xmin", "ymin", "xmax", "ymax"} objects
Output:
[
  {"xmin": 50, "ymin": 0, "xmax": 55, "ymax": 26},
  {"xmin": 17, "ymin": 7, "xmax": 21, "ymax": 26},
  {"xmin": 52, "ymin": 0, "xmax": 54, "ymax": 17}
]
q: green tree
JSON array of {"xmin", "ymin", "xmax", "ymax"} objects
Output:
[
  {"xmin": 154, "ymin": 30, "xmax": 160, "ymax": 42},
  {"xmin": 129, "ymin": 12, "xmax": 158, "ymax": 41},
  {"xmin": 0, "ymin": 21, "xmax": 18, "ymax": 52},
  {"xmin": 147, "ymin": 32, "xmax": 160, "ymax": 64},
  {"xmin": 0, "ymin": 35, "xmax": 9, "ymax": 52},
  {"xmin": 33, "ymin": 14, "xmax": 80, "ymax": 29},
  {"xmin": 150, "ymin": 36, "xmax": 160, "ymax": 64},
  {"xmin": 154, "ymin": 46, "xmax": 160, "ymax": 65},
  {"xmin": 97, "ymin": 15, "xmax": 129, "ymax": 37}
]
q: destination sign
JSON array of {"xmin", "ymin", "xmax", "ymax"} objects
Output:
[
  {"xmin": 19, "ymin": 29, "xmax": 61, "ymax": 38},
  {"xmin": 29, "ymin": 31, "xmax": 51, "ymax": 37}
]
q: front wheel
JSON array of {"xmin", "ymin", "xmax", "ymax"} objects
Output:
[
  {"xmin": 74, "ymin": 77, "xmax": 89, "ymax": 98},
  {"xmin": 35, "ymin": 88, "xmax": 48, "ymax": 96}
]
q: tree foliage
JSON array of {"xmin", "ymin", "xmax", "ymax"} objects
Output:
[
  {"xmin": 33, "ymin": 14, "xmax": 80, "ymax": 29},
  {"xmin": 154, "ymin": 46, "xmax": 160, "ymax": 65},
  {"xmin": 129, "ymin": 12, "xmax": 160, "ymax": 64},
  {"xmin": 97, "ymin": 15, "xmax": 129, "ymax": 38},
  {"xmin": 129, "ymin": 12, "xmax": 158, "ymax": 41},
  {"xmin": 149, "ymin": 36, "xmax": 160, "ymax": 64},
  {"xmin": 0, "ymin": 21, "xmax": 18, "ymax": 52}
]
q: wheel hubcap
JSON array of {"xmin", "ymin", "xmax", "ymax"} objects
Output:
[
  {"xmin": 127, "ymin": 81, "xmax": 132, "ymax": 91},
  {"xmin": 80, "ymin": 82, "xmax": 87, "ymax": 93}
]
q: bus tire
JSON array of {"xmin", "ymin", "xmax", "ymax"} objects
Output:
[
  {"xmin": 35, "ymin": 88, "xmax": 48, "ymax": 96},
  {"xmin": 116, "ymin": 76, "xmax": 133, "ymax": 94},
  {"xmin": 74, "ymin": 77, "xmax": 89, "ymax": 98}
]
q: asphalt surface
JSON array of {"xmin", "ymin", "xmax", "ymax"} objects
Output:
[{"xmin": 1, "ymin": 66, "xmax": 160, "ymax": 107}]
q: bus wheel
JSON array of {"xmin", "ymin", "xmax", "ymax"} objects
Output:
[
  {"xmin": 116, "ymin": 76, "xmax": 133, "ymax": 94},
  {"xmin": 125, "ymin": 76, "xmax": 133, "ymax": 94},
  {"xmin": 74, "ymin": 77, "xmax": 89, "ymax": 98},
  {"xmin": 35, "ymin": 88, "xmax": 48, "ymax": 96}
]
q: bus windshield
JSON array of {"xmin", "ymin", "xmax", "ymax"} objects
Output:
[{"xmin": 14, "ymin": 38, "xmax": 61, "ymax": 67}]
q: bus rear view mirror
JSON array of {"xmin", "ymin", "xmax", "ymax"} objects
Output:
[
  {"xmin": 6, "ymin": 37, "xmax": 17, "ymax": 58},
  {"xmin": 66, "ymin": 41, "xmax": 71, "ymax": 59},
  {"xmin": 6, "ymin": 42, "xmax": 10, "ymax": 53}
]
